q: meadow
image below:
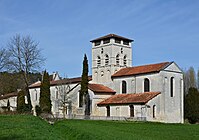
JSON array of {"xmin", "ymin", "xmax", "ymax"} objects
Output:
[{"xmin": 0, "ymin": 115, "xmax": 199, "ymax": 140}]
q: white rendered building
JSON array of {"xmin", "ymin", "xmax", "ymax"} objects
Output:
[{"xmin": 29, "ymin": 34, "xmax": 184, "ymax": 123}]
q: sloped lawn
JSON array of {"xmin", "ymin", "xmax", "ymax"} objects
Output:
[
  {"xmin": 0, "ymin": 114, "xmax": 64, "ymax": 140},
  {"xmin": 0, "ymin": 115, "xmax": 199, "ymax": 140}
]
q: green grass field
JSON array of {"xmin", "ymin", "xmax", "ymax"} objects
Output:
[{"xmin": 0, "ymin": 115, "xmax": 199, "ymax": 140}]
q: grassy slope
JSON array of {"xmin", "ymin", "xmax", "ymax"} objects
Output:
[
  {"xmin": 54, "ymin": 120, "xmax": 199, "ymax": 140},
  {"xmin": 0, "ymin": 115, "xmax": 64, "ymax": 140},
  {"xmin": 0, "ymin": 115, "xmax": 199, "ymax": 140}
]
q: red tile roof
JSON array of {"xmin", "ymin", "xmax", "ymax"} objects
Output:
[
  {"xmin": 97, "ymin": 92, "xmax": 160, "ymax": 106},
  {"xmin": 0, "ymin": 92, "xmax": 18, "ymax": 100},
  {"xmin": 29, "ymin": 76, "xmax": 92, "ymax": 88},
  {"xmin": 88, "ymin": 83, "xmax": 116, "ymax": 94},
  {"xmin": 112, "ymin": 62, "xmax": 171, "ymax": 78},
  {"xmin": 90, "ymin": 34, "xmax": 133, "ymax": 42}
]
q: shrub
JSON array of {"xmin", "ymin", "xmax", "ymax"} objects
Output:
[{"xmin": 35, "ymin": 105, "xmax": 42, "ymax": 116}]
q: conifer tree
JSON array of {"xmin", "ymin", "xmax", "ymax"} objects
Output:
[
  {"xmin": 39, "ymin": 70, "xmax": 51, "ymax": 113},
  {"xmin": 185, "ymin": 87, "xmax": 199, "ymax": 124},
  {"xmin": 80, "ymin": 54, "xmax": 90, "ymax": 117},
  {"xmin": 7, "ymin": 100, "xmax": 10, "ymax": 111},
  {"xmin": 197, "ymin": 69, "xmax": 199, "ymax": 89},
  {"xmin": 17, "ymin": 90, "xmax": 26, "ymax": 113}
]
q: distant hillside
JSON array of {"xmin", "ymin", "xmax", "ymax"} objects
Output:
[{"xmin": 0, "ymin": 72, "xmax": 41, "ymax": 95}]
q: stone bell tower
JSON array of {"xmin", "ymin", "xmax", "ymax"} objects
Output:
[{"xmin": 90, "ymin": 34, "xmax": 133, "ymax": 86}]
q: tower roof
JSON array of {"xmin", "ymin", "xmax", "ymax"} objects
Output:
[{"xmin": 90, "ymin": 34, "xmax": 133, "ymax": 42}]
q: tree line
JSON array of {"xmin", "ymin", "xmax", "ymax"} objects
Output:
[
  {"xmin": 0, "ymin": 72, "xmax": 41, "ymax": 95},
  {"xmin": 183, "ymin": 67, "xmax": 199, "ymax": 124},
  {"xmin": 0, "ymin": 34, "xmax": 45, "ymax": 112}
]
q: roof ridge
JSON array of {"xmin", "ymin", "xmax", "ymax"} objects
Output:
[
  {"xmin": 90, "ymin": 33, "xmax": 133, "ymax": 42},
  {"xmin": 112, "ymin": 62, "xmax": 171, "ymax": 78},
  {"xmin": 97, "ymin": 92, "xmax": 161, "ymax": 106},
  {"xmin": 130, "ymin": 61, "xmax": 170, "ymax": 68}
]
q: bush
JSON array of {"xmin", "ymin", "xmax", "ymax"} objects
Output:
[
  {"xmin": 17, "ymin": 90, "xmax": 26, "ymax": 113},
  {"xmin": 35, "ymin": 105, "xmax": 42, "ymax": 116}
]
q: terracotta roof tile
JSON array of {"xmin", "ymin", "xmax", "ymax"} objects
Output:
[
  {"xmin": 29, "ymin": 76, "xmax": 92, "ymax": 88},
  {"xmin": 90, "ymin": 34, "xmax": 133, "ymax": 42},
  {"xmin": 112, "ymin": 62, "xmax": 171, "ymax": 78},
  {"xmin": 88, "ymin": 83, "xmax": 116, "ymax": 94},
  {"xmin": 0, "ymin": 92, "xmax": 18, "ymax": 100},
  {"xmin": 97, "ymin": 92, "xmax": 160, "ymax": 106}
]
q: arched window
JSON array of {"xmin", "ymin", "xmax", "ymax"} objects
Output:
[
  {"xmin": 106, "ymin": 106, "xmax": 110, "ymax": 117},
  {"xmin": 153, "ymin": 105, "xmax": 156, "ymax": 118},
  {"xmin": 116, "ymin": 54, "xmax": 119, "ymax": 65},
  {"xmin": 101, "ymin": 71, "xmax": 104, "ymax": 77},
  {"xmin": 123, "ymin": 55, "xmax": 127, "ymax": 66},
  {"xmin": 55, "ymin": 90, "xmax": 58, "ymax": 99},
  {"xmin": 170, "ymin": 77, "xmax": 174, "ymax": 97},
  {"xmin": 105, "ymin": 54, "xmax": 109, "ymax": 66},
  {"xmin": 144, "ymin": 78, "xmax": 150, "ymax": 92},
  {"xmin": 34, "ymin": 90, "xmax": 37, "ymax": 101},
  {"xmin": 130, "ymin": 105, "xmax": 134, "ymax": 117},
  {"xmin": 101, "ymin": 48, "xmax": 104, "ymax": 54},
  {"xmin": 121, "ymin": 48, "xmax": 123, "ymax": 54},
  {"xmin": 97, "ymin": 56, "xmax": 101, "ymax": 66},
  {"xmin": 122, "ymin": 80, "xmax": 127, "ymax": 94}
]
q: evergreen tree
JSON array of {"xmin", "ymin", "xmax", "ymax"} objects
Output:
[
  {"xmin": 17, "ymin": 90, "xmax": 26, "ymax": 113},
  {"xmin": 80, "ymin": 54, "xmax": 90, "ymax": 117},
  {"xmin": 185, "ymin": 87, "xmax": 199, "ymax": 124},
  {"xmin": 39, "ymin": 70, "xmax": 51, "ymax": 113},
  {"xmin": 7, "ymin": 100, "xmax": 10, "ymax": 111},
  {"xmin": 188, "ymin": 67, "xmax": 196, "ymax": 88},
  {"xmin": 197, "ymin": 69, "xmax": 199, "ymax": 89}
]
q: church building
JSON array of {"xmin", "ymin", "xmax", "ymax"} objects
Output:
[{"xmin": 29, "ymin": 34, "xmax": 184, "ymax": 123}]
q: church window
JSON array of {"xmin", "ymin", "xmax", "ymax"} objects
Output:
[
  {"xmin": 103, "ymin": 39, "xmax": 110, "ymax": 44},
  {"xmin": 106, "ymin": 106, "xmax": 110, "ymax": 117},
  {"xmin": 101, "ymin": 48, "xmax": 104, "ymax": 54},
  {"xmin": 55, "ymin": 90, "xmax": 58, "ymax": 99},
  {"xmin": 115, "ymin": 38, "xmax": 121, "ymax": 44},
  {"xmin": 123, "ymin": 40, "xmax": 129, "ymax": 45},
  {"xmin": 144, "ymin": 78, "xmax": 150, "ymax": 92},
  {"xmin": 34, "ymin": 90, "xmax": 37, "ymax": 101},
  {"xmin": 97, "ymin": 56, "xmax": 101, "ymax": 66},
  {"xmin": 153, "ymin": 105, "xmax": 156, "ymax": 118},
  {"xmin": 121, "ymin": 48, "xmax": 123, "ymax": 54},
  {"xmin": 130, "ymin": 105, "xmax": 134, "ymax": 117},
  {"xmin": 170, "ymin": 77, "xmax": 174, "ymax": 97},
  {"xmin": 101, "ymin": 71, "xmax": 104, "ymax": 77},
  {"xmin": 105, "ymin": 54, "xmax": 109, "ymax": 65},
  {"xmin": 123, "ymin": 55, "xmax": 127, "ymax": 66},
  {"xmin": 122, "ymin": 80, "xmax": 127, "ymax": 94},
  {"xmin": 94, "ymin": 41, "xmax": 101, "ymax": 46},
  {"xmin": 116, "ymin": 54, "xmax": 119, "ymax": 65}
]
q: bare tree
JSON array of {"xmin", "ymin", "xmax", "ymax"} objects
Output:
[
  {"xmin": 7, "ymin": 34, "xmax": 45, "ymax": 111},
  {"xmin": 0, "ymin": 48, "xmax": 9, "ymax": 71},
  {"xmin": 184, "ymin": 67, "xmax": 197, "ymax": 95},
  {"xmin": 188, "ymin": 67, "xmax": 196, "ymax": 88},
  {"xmin": 55, "ymin": 77, "xmax": 73, "ymax": 118}
]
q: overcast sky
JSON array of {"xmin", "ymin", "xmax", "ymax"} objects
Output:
[{"xmin": 0, "ymin": 0, "xmax": 199, "ymax": 77}]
